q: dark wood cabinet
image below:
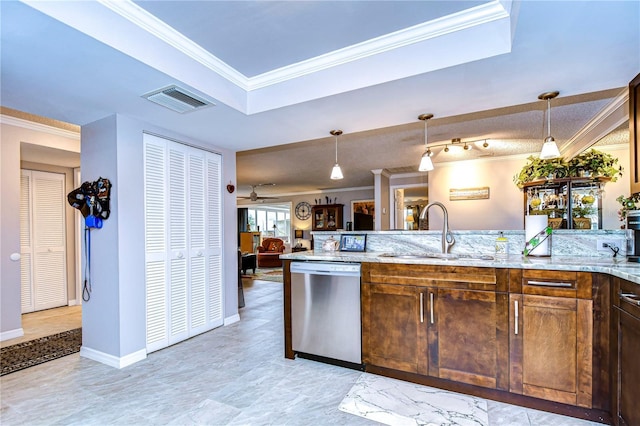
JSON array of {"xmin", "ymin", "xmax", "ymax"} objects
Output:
[
  {"xmin": 629, "ymin": 73, "xmax": 640, "ymax": 194},
  {"xmin": 361, "ymin": 263, "xmax": 509, "ymax": 390},
  {"xmin": 287, "ymin": 260, "xmax": 613, "ymax": 421},
  {"xmin": 428, "ymin": 287, "xmax": 509, "ymax": 390},
  {"xmin": 509, "ymin": 270, "xmax": 593, "ymax": 408},
  {"xmin": 612, "ymin": 277, "xmax": 640, "ymax": 426},
  {"xmin": 362, "ymin": 282, "xmax": 426, "ymax": 374},
  {"xmin": 311, "ymin": 204, "xmax": 343, "ymax": 231}
]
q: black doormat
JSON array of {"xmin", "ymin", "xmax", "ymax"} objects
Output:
[{"xmin": 1, "ymin": 328, "xmax": 82, "ymax": 376}]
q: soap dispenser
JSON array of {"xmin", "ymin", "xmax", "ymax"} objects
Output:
[{"xmin": 495, "ymin": 232, "xmax": 508, "ymax": 258}]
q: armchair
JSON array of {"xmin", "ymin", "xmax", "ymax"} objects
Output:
[{"xmin": 257, "ymin": 238, "xmax": 285, "ymax": 268}]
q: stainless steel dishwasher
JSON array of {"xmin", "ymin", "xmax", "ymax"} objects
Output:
[{"xmin": 290, "ymin": 261, "xmax": 362, "ymax": 365}]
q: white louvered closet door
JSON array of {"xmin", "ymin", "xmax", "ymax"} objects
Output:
[
  {"xmin": 144, "ymin": 138, "xmax": 169, "ymax": 352},
  {"xmin": 168, "ymin": 144, "xmax": 189, "ymax": 344},
  {"xmin": 188, "ymin": 152, "xmax": 208, "ymax": 335},
  {"xmin": 144, "ymin": 133, "xmax": 224, "ymax": 353},
  {"xmin": 20, "ymin": 172, "xmax": 34, "ymax": 313},
  {"xmin": 20, "ymin": 170, "xmax": 67, "ymax": 313},
  {"xmin": 206, "ymin": 153, "xmax": 223, "ymax": 327}
]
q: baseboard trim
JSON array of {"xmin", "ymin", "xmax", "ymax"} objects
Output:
[
  {"xmin": 80, "ymin": 346, "xmax": 147, "ymax": 369},
  {"xmin": 224, "ymin": 313, "xmax": 240, "ymax": 325},
  {"xmin": 0, "ymin": 328, "xmax": 24, "ymax": 342}
]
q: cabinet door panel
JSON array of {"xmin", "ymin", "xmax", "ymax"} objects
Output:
[
  {"xmin": 514, "ymin": 294, "xmax": 592, "ymax": 407},
  {"xmin": 430, "ymin": 288, "xmax": 509, "ymax": 390},
  {"xmin": 618, "ymin": 309, "xmax": 640, "ymax": 426},
  {"xmin": 362, "ymin": 283, "xmax": 426, "ymax": 374}
]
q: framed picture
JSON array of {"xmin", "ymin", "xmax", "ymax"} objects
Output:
[
  {"xmin": 351, "ymin": 199, "xmax": 375, "ymax": 230},
  {"xmin": 339, "ymin": 234, "xmax": 367, "ymax": 252},
  {"xmin": 449, "ymin": 187, "xmax": 490, "ymax": 201}
]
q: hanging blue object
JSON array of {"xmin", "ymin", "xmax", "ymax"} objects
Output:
[
  {"xmin": 85, "ymin": 215, "xmax": 103, "ymax": 229},
  {"xmin": 67, "ymin": 177, "xmax": 112, "ymax": 301}
]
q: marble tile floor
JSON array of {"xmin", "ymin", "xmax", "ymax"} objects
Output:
[
  {"xmin": 0, "ymin": 305, "xmax": 82, "ymax": 348},
  {"xmin": 1, "ymin": 279, "xmax": 602, "ymax": 425},
  {"xmin": 340, "ymin": 373, "xmax": 489, "ymax": 425}
]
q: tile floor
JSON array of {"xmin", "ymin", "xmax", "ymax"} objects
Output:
[
  {"xmin": 0, "ymin": 279, "xmax": 602, "ymax": 425},
  {"xmin": 0, "ymin": 305, "xmax": 82, "ymax": 348}
]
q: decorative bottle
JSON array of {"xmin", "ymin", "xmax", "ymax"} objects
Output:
[{"xmin": 495, "ymin": 232, "xmax": 509, "ymax": 258}]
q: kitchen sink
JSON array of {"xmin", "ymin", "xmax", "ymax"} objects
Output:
[{"xmin": 379, "ymin": 253, "xmax": 495, "ymax": 261}]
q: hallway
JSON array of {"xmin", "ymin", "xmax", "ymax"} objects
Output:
[{"xmin": 0, "ymin": 305, "xmax": 81, "ymax": 349}]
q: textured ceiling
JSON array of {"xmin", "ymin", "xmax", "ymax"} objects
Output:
[{"xmin": 236, "ymin": 88, "xmax": 627, "ymax": 197}]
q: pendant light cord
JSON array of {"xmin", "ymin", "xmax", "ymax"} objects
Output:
[
  {"xmin": 547, "ymin": 98, "xmax": 552, "ymax": 138},
  {"xmin": 424, "ymin": 120, "xmax": 428, "ymax": 149},
  {"xmin": 335, "ymin": 134, "xmax": 338, "ymax": 163}
]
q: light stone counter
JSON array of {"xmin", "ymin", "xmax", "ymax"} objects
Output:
[{"xmin": 280, "ymin": 250, "xmax": 640, "ymax": 286}]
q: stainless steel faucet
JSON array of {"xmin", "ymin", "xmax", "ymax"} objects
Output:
[{"xmin": 420, "ymin": 201, "xmax": 455, "ymax": 253}]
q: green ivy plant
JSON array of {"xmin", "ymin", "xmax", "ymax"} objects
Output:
[
  {"xmin": 568, "ymin": 149, "xmax": 622, "ymax": 180},
  {"xmin": 514, "ymin": 149, "xmax": 623, "ymax": 188},
  {"xmin": 616, "ymin": 194, "xmax": 640, "ymax": 225},
  {"xmin": 513, "ymin": 156, "xmax": 569, "ymax": 188}
]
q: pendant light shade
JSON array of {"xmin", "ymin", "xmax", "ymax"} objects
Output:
[
  {"xmin": 538, "ymin": 91, "xmax": 560, "ymax": 160},
  {"xmin": 330, "ymin": 164, "xmax": 343, "ymax": 180},
  {"xmin": 418, "ymin": 113, "xmax": 434, "ymax": 172},
  {"xmin": 419, "ymin": 151, "xmax": 434, "ymax": 172},
  {"xmin": 330, "ymin": 130, "xmax": 343, "ymax": 180}
]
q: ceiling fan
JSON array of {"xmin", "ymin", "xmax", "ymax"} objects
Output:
[{"xmin": 239, "ymin": 183, "xmax": 278, "ymax": 201}]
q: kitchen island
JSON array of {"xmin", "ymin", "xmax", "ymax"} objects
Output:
[{"xmin": 281, "ymin": 249, "xmax": 640, "ymax": 425}]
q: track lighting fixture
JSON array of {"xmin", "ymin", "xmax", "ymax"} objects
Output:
[
  {"xmin": 416, "ymin": 136, "xmax": 491, "ymax": 157},
  {"xmin": 418, "ymin": 113, "xmax": 434, "ymax": 172},
  {"xmin": 330, "ymin": 130, "xmax": 344, "ymax": 180},
  {"xmin": 538, "ymin": 91, "xmax": 561, "ymax": 159}
]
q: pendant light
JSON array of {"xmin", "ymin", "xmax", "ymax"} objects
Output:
[
  {"xmin": 418, "ymin": 113, "xmax": 434, "ymax": 172},
  {"xmin": 330, "ymin": 130, "xmax": 343, "ymax": 180},
  {"xmin": 538, "ymin": 91, "xmax": 561, "ymax": 159}
]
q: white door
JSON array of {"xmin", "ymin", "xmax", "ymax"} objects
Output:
[
  {"xmin": 144, "ymin": 133, "xmax": 224, "ymax": 353},
  {"xmin": 20, "ymin": 170, "xmax": 68, "ymax": 313}
]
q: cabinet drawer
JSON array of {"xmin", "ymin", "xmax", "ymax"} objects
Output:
[
  {"xmin": 522, "ymin": 269, "xmax": 591, "ymax": 299},
  {"xmin": 616, "ymin": 279, "xmax": 640, "ymax": 318},
  {"xmin": 364, "ymin": 263, "xmax": 504, "ymax": 291}
]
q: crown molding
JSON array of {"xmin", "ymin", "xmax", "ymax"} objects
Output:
[
  {"xmin": 98, "ymin": 0, "xmax": 248, "ymax": 89},
  {"xmin": 560, "ymin": 88, "xmax": 629, "ymax": 159},
  {"xmin": 0, "ymin": 114, "xmax": 80, "ymax": 140},
  {"xmin": 250, "ymin": 1, "xmax": 511, "ymax": 89},
  {"xmin": 99, "ymin": 0, "xmax": 511, "ymax": 91}
]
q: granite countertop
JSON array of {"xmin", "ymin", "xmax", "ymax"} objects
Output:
[{"xmin": 280, "ymin": 251, "xmax": 640, "ymax": 285}]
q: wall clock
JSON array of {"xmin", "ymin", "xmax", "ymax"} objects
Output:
[{"xmin": 295, "ymin": 201, "xmax": 311, "ymax": 220}]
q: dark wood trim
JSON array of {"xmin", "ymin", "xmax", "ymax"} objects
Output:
[
  {"xmin": 592, "ymin": 273, "xmax": 611, "ymax": 412},
  {"xmin": 629, "ymin": 73, "xmax": 640, "ymax": 194},
  {"xmin": 283, "ymin": 260, "xmax": 294, "ymax": 359},
  {"xmin": 366, "ymin": 364, "xmax": 612, "ymax": 424}
]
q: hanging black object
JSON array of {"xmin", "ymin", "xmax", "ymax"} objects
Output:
[
  {"xmin": 67, "ymin": 177, "xmax": 112, "ymax": 228},
  {"xmin": 67, "ymin": 177, "xmax": 112, "ymax": 301}
]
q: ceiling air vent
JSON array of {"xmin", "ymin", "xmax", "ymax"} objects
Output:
[{"xmin": 142, "ymin": 85, "xmax": 214, "ymax": 114}]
